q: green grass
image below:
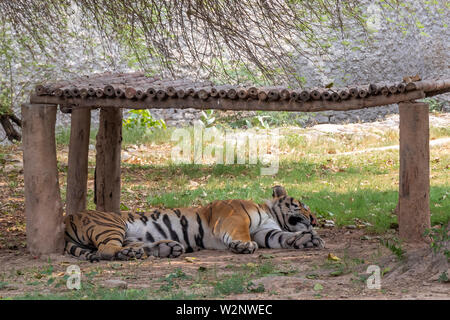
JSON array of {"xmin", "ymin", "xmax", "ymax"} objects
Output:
[
  {"xmin": 55, "ymin": 127, "xmax": 72, "ymax": 146},
  {"xmin": 55, "ymin": 125, "xmax": 173, "ymax": 147},
  {"xmin": 213, "ymin": 273, "xmax": 247, "ymax": 295},
  {"xmin": 123, "ymin": 159, "xmax": 448, "ymax": 232},
  {"xmin": 430, "ymin": 126, "xmax": 450, "ymax": 138},
  {"xmin": 210, "ymin": 259, "xmax": 300, "ymax": 296},
  {"xmin": 56, "ymin": 116, "xmax": 450, "ymax": 233},
  {"xmin": 13, "ymin": 287, "xmax": 150, "ymax": 300},
  {"xmin": 421, "ymin": 97, "xmax": 446, "ymax": 112},
  {"xmin": 55, "ymin": 126, "xmax": 99, "ymax": 146},
  {"xmin": 216, "ymin": 110, "xmax": 311, "ymax": 128},
  {"xmin": 122, "ymin": 126, "xmax": 173, "ymax": 145},
  {"xmin": 319, "ymin": 250, "xmax": 367, "ymax": 278},
  {"xmin": 380, "ymin": 238, "xmax": 405, "ymax": 261},
  {"xmin": 3, "ymin": 114, "xmax": 450, "ymax": 300},
  {"xmin": 9, "ymin": 261, "xmax": 289, "ymax": 300}
]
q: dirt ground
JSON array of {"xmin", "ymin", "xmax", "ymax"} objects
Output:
[
  {"xmin": 0, "ymin": 227, "xmax": 448, "ymax": 300},
  {"xmin": 0, "ymin": 114, "xmax": 449, "ymax": 299},
  {"xmin": 0, "ymin": 159, "xmax": 449, "ymax": 300}
]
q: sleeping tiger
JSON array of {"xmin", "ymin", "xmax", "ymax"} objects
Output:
[{"xmin": 64, "ymin": 186, "xmax": 325, "ymax": 261}]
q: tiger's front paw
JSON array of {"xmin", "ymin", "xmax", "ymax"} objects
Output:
[
  {"xmin": 285, "ymin": 231, "xmax": 312, "ymax": 249},
  {"xmin": 229, "ymin": 240, "xmax": 258, "ymax": 254},
  {"xmin": 302, "ymin": 230, "xmax": 325, "ymax": 249},
  {"xmin": 309, "ymin": 230, "xmax": 325, "ymax": 249}
]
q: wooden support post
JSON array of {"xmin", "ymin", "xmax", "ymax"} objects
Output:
[
  {"xmin": 398, "ymin": 102, "xmax": 431, "ymax": 242},
  {"xmin": 66, "ymin": 108, "xmax": 91, "ymax": 215},
  {"xmin": 21, "ymin": 104, "xmax": 64, "ymax": 256},
  {"xmin": 95, "ymin": 108, "xmax": 122, "ymax": 213}
]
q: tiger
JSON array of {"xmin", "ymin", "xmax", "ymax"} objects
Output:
[{"xmin": 64, "ymin": 186, "xmax": 325, "ymax": 262}]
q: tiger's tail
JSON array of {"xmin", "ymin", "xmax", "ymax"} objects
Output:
[{"xmin": 65, "ymin": 241, "xmax": 99, "ymax": 262}]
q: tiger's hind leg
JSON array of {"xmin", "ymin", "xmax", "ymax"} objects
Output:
[
  {"xmin": 220, "ymin": 226, "xmax": 258, "ymax": 254},
  {"xmin": 65, "ymin": 241, "xmax": 100, "ymax": 262},
  {"xmin": 215, "ymin": 209, "xmax": 258, "ymax": 254},
  {"xmin": 143, "ymin": 240, "xmax": 185, "ymax": 258},
  {"xmin": 219, "ymin": 223, "xmax": 258, "ymax": 254},
  {"xmin": 116, "ymin": 241, "xmax": 145, "ymax": 260},
  {"xmin": 96, "ymin": 238, "xmax": 133, "ymax": 260}
]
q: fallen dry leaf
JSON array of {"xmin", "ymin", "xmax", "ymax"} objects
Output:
[
  {"xmin": 327, "ymin": 253, "xmax": 341, "ymax": 262},
  {"xmin": 184, "ymin": 257, "xmax": 197, "ymax": 263}
]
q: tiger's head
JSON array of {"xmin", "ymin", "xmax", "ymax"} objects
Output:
[{"xmin": 268, "ymin": 185, "xmax": 318, "ymax": 232}]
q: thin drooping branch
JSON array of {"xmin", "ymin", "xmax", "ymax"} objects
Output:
[
  {"xmin": 0, "ymin": 0, "xmax": 370, "ymax": 84},
  {"xmin": 8, "ymin": 113, "xmax": 22, "ymax": 127},
  {"xmin": 1, "ymin": 1, "xmax": 446, "ymax": 85},
  {"xmin": 0, "ymin": 114, "xmax": 21, "ymax": 142}
]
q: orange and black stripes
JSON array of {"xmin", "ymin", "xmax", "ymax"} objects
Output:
[{"xmin": 64, "ymin": 187, "xmax": 323, "ymax": 261}]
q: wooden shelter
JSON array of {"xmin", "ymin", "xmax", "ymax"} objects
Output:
[{"xmin": 23, "ymin": 72, "xmax": 450, "ymax": 256}]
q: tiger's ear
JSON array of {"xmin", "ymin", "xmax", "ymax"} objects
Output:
[{"xmin": 272, "ymin": 185, "xmax": 287, "ymax": 198}]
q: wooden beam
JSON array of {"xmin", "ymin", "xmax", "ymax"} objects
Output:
[
  {"xmin": 29, "ymin": 90, "xmax": 426, "ymax": 113},
  {"xmin": 66, "ymin": 108, "xmax": 91, "ymax": 215},
  {"xmin": 21, "ymin": 103, "xmax": 64, "ymax": 256},
  {"xmin": 398, "ymin": 102, "xmax": 431, "ymax": 242},
  {"xmin": 95, "ymin": 108, "xmax": 122, "ymax": 213}
]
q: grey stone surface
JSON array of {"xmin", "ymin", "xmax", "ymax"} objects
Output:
[
  {"xmin": 51, "ymin": 1, "xmax": 448, "ymax": 132},
  {"xmin": 294, "ymin": 1, "xmax": 449, "ymax": 92},
  {"xmin": 309, "ymin": 105, "xmax": 401, "ymax": 126},
  {"xmin": 287, "ymin": 0, "xmax": 450, "ymax": 128},
  {"xmin": 2, "ymin": 0, "xmax": 448, "ymax": 143},
  {"xmin": 51, "ymin": 107, "xmax": 203, "ymax": 135}
]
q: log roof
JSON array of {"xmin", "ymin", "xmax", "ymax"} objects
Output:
[{"xmin": 31, "ymin": 72, "xmax": 450, "ymax": 113}]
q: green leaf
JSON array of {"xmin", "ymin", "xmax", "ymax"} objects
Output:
[
  {"xmin": 330, "ymin": 270, "xmax": 344, "ymax": 277},
  {"xmin": 313, "ymin": 283, "xmax": 324, "ymax": 291},
  {"xmin": 381, "ymin": 267, "xmax": 391, "ymax": 277}
]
